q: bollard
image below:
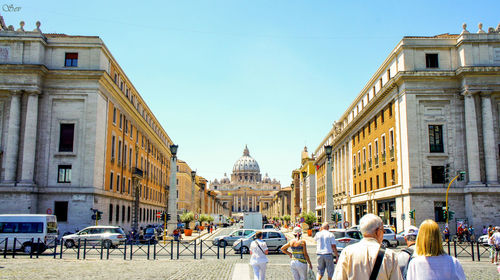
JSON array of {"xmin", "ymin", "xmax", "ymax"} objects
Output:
[
  {"xmin": 153, "ymin": 241, "xmax": 156, "ymax": 260},
  {"xmin": 30, "ymin": 238, "xmax": 34, "ymax": 259},
  {"xmin": 176, "ymin": 240, "xmax": 179, "ymax": 259},
  {"xmin": 240, "ymin": 246, "xmax": 243, "ymax": 259},
  {"xmin": 13, "ymin": 237, "xmax": 17, "ymax": 258},
  {"xmin": 59, "ymin": 239, "xmax": 63, "ymax": 259},
  {"xmin": 447, "ymin": 241, "xmax": 451, "ymax": 255},
  {"xmin": 130, "ymin": 243, "xmax": 133, "ymax": 260},
  {"xmin": 77, "ymin": 239, "xmax": 81, "ymax": 259},
  {"xmin": 106, "ymin": 244, "xmax": 110, "ymax": 260},
  {"xmin": 217, "ymin": 242, "xmax": 220, "ymax": 259},
  {"xmin": 170, "ymin": 240, "xmax": 173, "ymax": 260},
  {"xmin": 453, "ymin": 241, "xmax": 457, "ymax": 258},
  {"xmin": 194, "ymin": 240, "xmax": 197, "ymax": 259},
  {"xmin": 200, "ymin": 240, "xmax": 203, "ymax": 259},
  {"xmin": 83, "ymin": 239, "xmax": 88, "ymax": 259},
  {"xmin": 123, "ymin": 242, "xmax": 127, "ymax": 261},
  {"xmin": 471, "ymin": 241, "xmax": 475, "ymax": 261},
  {"xmin": 477, "ymin": 242, "xmax": 480, "ymax": 262},
  {"xmin": 100, "ymin": 242, "xmax": 104, "ymax": 260},
  {"xmin": 223, "ymin": 244, "xmax": 226, "ymax": 259},
  {"xmin": 36, "ymin": 238, "xmax": 41, "ymax": 259},
  {"xmin": 147, "ymin": 240, "xmax": 150, "ymax": 260},
  {"xmin": 53, "ymin": 239, "xmax": 58, "ymax": 259},
  {"xmin": 4, "ymin": 238, "xmax": 8, "ymax": 259}
]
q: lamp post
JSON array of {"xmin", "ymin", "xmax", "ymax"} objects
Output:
[
  {"xmin": 191, "ymin": 171, "xmax": 196, "ymax": 213},
  {"xmin": 167, "ymin": 144, "xmax": 178, "ymax": 235},
  {"xmin": 290, "ymin": 183, "xmax": 295, "ymax": 221},
  {"xmin": 324, "ymin": 145, "xmax": 334, "ymax": 224},
  {"xmin": 301, "ymin": 171, "xmax": 307, "ymax": 213}
]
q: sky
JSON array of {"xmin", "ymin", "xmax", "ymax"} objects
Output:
[{"xmin": 1, "ymin": 1, "xmax": 498, "ymax": 187}]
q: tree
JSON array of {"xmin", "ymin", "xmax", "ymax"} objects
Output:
[
  {"xmin": 180, "ymin": 212, "xmax": 195, "ymax": 229},
  {"xmin": 199, "ymin": 214, "xmax": 209, "ymax": 226},
  {"xmin": 283, "ymin": 215, "xmax": 291, "ymax": 225},
  {"xmin": 300, "ymin": 211, "xmax": 317, "ymax": 229}
]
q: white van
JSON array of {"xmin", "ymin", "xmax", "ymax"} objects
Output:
[{"xmin": 0, "ymin": 214, "xmax": 58, "ymax": 254}]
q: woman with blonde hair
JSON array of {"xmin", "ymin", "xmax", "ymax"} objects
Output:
[{"xmin": 407, "ymin": 219, "xmax": 465, "ymax": 280}]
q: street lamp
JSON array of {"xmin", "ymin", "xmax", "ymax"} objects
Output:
[
  {"xmin": 191, "ymin": 171, "xmax": 196, "ymax": 213},
  {"xmin": 324, "ymin": 145, "xmax": 334, "ymax": 224},
  {"xmin": 167, "ymin": 144, "xmax": 178, "ymax": 235},
  {"xmin": 301, "ymin": 171, "xmax": 307, "ymax": 213}
]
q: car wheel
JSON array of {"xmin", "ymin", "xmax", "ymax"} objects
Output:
[
  {"xmin": 219, "ymin": 240, "xmax": 228, "ymax": 247},
  {"xmin": 64, "ymin": 240, "xmax": 75, "ymax": 248},
  {"xmin": 382, "ymin": 240, "xmax": 390, "ymax": 248},
  {"xmin": 102, "ymin": 240, "xmax": 112, "ymax": 249},
  {"xmin": 241, "ymin": 246, "xmax": 249, "ymax": 254},
  {"xmin": 22, "ymin": 243, "xmax": 33, "ymax": 254}
]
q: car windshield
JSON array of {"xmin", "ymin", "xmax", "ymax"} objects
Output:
[
  {"xmin": 102, "ymin": 228, "xmax": 124, "ymax": 234},
  {"xmin": 145, "ymin": 228, "xmax": 155, "ymax": 234},
  {"xmin": 346, "ymin": 231, "xmax": 362, "ymax": 239}
]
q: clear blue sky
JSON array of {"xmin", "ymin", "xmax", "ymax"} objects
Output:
[{"xmin": 2, "ymin": 1, "xmax": 498, "ymax": 186}]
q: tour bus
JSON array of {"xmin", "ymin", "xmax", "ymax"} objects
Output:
[{"xmin": 0, "ymin": 214, "xmax": 58, "ymax": 254}]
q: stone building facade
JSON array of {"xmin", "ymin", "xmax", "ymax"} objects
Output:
[
  {"xmin": 315, "ymin": 23, "xmax": 500, "ymax": 233},
  {"xmin": 210, "ymin": 146, "xmax": 280, "ymax": 217},
  {"xmin": 0, "ymin": 19, "xmax": 179, "ymax": 233}
]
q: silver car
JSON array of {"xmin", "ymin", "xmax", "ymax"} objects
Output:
[
  {"xmin": 62, "ymin": 226, "xmax": 126, "ymax": 249},
  {"xmin": 212, "ymin": 229, "xmax": 255, "ymax": 246},
  {"xmin": 382, "ymin": 228, "xmax": 398, "ymax": 248},
  {"xmin": 330, "ymin": 229, "xmax": 363, "ymax": 251},
  {"xmin": 233, "ymin": 230, "xmax": 287, "ymax": 254}
]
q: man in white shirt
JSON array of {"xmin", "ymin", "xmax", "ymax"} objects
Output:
[
  {"xmin": 315, "ymin": 222, "xmax": 339, "ymax": 280},
  {"xmin": 333, "ymin": 214, "xmax": 401, "ymax": 280},
  {"xmin": 492, "ymin": 226, "xmax": 500, "ymax": 264}
]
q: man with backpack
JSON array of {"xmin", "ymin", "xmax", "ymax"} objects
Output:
[{"xmin": 397, "ymin": 226, "xmax": 418, "ymax": 280}]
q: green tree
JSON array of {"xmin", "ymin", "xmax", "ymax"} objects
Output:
[
  {"xmin": 300, "ymin": 211, "xmax": 317, "ymax": 229},
  {"xmin": 180, "ymin": 212, "xmax": 195, "ymax": 229}
]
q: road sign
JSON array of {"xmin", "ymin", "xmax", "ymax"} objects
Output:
[
  {"xmin": 300, "ymin": 217, "xmax": 305, "ymax": 223},
  {"xmin": 46, "ymin": 208, "xmax": 53, "ymax": 215},
  {"xmin": 156, "ymin": 212, "xmax": 162, "ymax": 219},
  {"xmin": 195, "ymin": 214, "xmax": 199, "ymax": 220}
]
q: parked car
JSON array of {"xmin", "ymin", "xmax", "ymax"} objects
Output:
[
  {"xmin": 212, "ymin": 229, "xmax": 255, "ymax": 246},
  {"xmin": 233, "ymin": 229, "xmax": 287, "ymax": 254},
  {"xmin": 141, "ymin": 227, "xmax": 158, "ymax": 244},
  {"xmin": 62, "ymin": 226, "xmax": 126, "ymax": 249},
  {"xmin": 329, "ymin": 229, "xmax": 363, "ymax": 251},
  {"xmin": 263, "ymin": 224, "xmax": 275, "ymax": 229},
  {"xmin": 478, "ymin": 234, "xmax": 489, "ymax": 244},
  {"xmin": 395, "ymin": 231, "xmax": 406, "ymax": 246},
  {"xmin": 382, "ymin": 228, "xmax": 398, "ymax": 248}
]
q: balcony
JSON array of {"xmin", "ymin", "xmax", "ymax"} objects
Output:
[
  {"xmin": 382, "ymin": 152, "xmax": 386, "ymax": 164},
  {"xmin": 132, "ymin": 167, "xmax": 143, "ymax": 179},
  {"xmin": 390, "ymin": 147, "xmax": 395, "ymax": 160}
]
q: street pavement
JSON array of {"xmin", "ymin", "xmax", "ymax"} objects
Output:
[{"xmin": 0, "ymin": 226, "xmax": 497, "ymax": 279}]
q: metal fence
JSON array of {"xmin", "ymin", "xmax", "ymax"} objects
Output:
[
  {"xmin": 442, "ymin": 240, "xmax": 492, "ymax": 261},
  {"xmin": 0, "ymin": 238, "xmax": 244, "ymax": 260}
]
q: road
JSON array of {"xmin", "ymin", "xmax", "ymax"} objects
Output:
[{"xmin": 0, "ymin": 226, "xmax": 497, "ymax": 279}]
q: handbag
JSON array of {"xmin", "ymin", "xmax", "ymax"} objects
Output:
[{"xmin": 307, "ymin": 268, "xmax": 315, "ymax": 280}]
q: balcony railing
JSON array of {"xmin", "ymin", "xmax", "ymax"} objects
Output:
[
  {"xmin": 382, "ymin": 152, "xmax": 386, "ymax": 164},
  {"xmin": 132, "ymin": 167, "xmax": 143, "ymax": 179},
  {"xmin": 390, "ymin": 147, "xmax": 395, "ymax": 160}
]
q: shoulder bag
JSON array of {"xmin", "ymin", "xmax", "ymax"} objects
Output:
[{"xmin": 369, "ymin": 247, "xmax": 386, "ymax": 280}]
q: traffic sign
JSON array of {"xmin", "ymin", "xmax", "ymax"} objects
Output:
[
  {"xmin": 195, "ymin": 214, "xmax": 199, "ymax": 220},
  {"xmin": 300, "ymin": 217, "xmax": 305, "ymax": 223},
  {"xmin": 156, "ymin": 212, "xmax": 162, "ymax": 219},
  {"xmin": 46, "ymin": 208, "xmax": 53, "ymax": 215}
]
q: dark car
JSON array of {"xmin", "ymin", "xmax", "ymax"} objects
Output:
[{"xmin": 142, "ymin": 227, "xmax": 158, "ymax": 243}]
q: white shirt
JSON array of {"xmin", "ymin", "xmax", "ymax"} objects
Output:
[
  {"xmin": 492, "ymin": 232, "xmax": 500, "ymax": 246},
  {"xmin": 407, "ymin": 255, "xmax": 465, "ymax": 280},
  {"xmin": 315, "ymin": 229, "xmax": 337, "ymax": 255},
  {"xmin": 249, "ymin": 239, "xmax": 268, "ymax": 265}
]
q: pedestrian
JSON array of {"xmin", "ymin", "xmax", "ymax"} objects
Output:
[
  {"xmin": 407, "ymin": 219, "xmax": 465, "ymax": 280},
  {"xmin": 281, "ymin": 227, "xmax": 313, "ymax": 280},
  {"xmin": 492, "ymin": 226, "xmax": 500, "ymax": 265},
  {"xmin": 333, "ymin": 214, "xmax": 400, "ymax": 280},
  {"xmin": 315, "ymin": 222, "xmax": 339, "ymax": 280},
  {"xmin": 482, "ymin": 226, "xmax": 488, "ymax": 236},
  {"xmin": 249, "ymin": 231, "xmax": 268, "ymax": 280},
  {"xmin": 487, "ymin": 228, "xmax": 495, "ymax": 264},
  {"xmin": 443, "ymin": 226, "xmax": 450, "ymax": 242},
  {"xmin": 397, "ymin": 225, "xmax": 418, "ymax": 280}
]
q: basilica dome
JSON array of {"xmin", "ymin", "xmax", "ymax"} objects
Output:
[{"xmin": 232, "ymin": 145, "xmax": 260, "ymax": 173}]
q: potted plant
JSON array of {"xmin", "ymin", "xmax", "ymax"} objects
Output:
[
  {"xmin": 300, "ymin": 211, "xmax": 317, "ymax": 236},
  {"xmin": 180, "ymin": 212, "xmax": 195, "ymax": 236},
  {"xmin": 198, "ymin": 214, "xmax": 208, "ymax": 231},
  {"xmin": 283, "ymin": 215, "xmax": 291, "ymax": 228}
]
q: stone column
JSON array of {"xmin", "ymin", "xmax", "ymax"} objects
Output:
[
  {"xmin": 463, "ymin": 91, "xmax": 481, "ymax": 184},
  {"xmin": 326, "ymin": 156, "xmax": 334, "ymax": 224},
  {"xmin": 19, "ymin": 92, "xmax": 39, "ymax": 184},
  {"xmin": 4, "ymin": 92, "xmax": 22, "ymax": 183},
  {"xmin": 481, "ymin": 94, "xmax": 498, "ymax": 184},
  {"xmin": 167, "ymin": 156, "xmax": 178, "ymax": 234}
]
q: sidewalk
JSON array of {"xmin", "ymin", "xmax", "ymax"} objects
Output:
[{"xmin": 181, "ymin": 227, "xmax": 224, "ymax": 241}]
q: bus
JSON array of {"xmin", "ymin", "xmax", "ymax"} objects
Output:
[{"xmin": 0, "ymin": 214, "xmax": 58, "ymax": 254}]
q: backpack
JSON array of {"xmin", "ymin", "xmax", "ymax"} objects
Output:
[{"xmin": 401, "ymin": 247, "xmax": 414, "ymax": 280}]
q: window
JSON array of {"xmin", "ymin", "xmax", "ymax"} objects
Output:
[
  {"xmin": 117, "ymin": 174, "xmax": 120, "ymax": 192},
  {"xmin": 383, "ymin": 172, "xmax": 387, "ymax": 187},
  {"xmin": 391, "ymin": 169, "xmax": 396, "ymax": 185},
  {"xmin": 54, "ymin": 201, "xmax": 68, "ymax": 222},
  {"xmin": 429, "ymin": 125, "xmax": 444, "ymax": 153},
  {"xmin": 434, "ymin": 201, "xmax": 446, "ymax": 222},
  {"xmin": 119, "ymin": 114, "xmax": 122, "ymax": 129},
  {"xmin": 368, "ymin": 121, "xmax": 371, "ymax": 134},
  {"xmin": 113, "ymin": 108, "xmax": 116, "ymax": 124},
  {"xmin": 374, "ymin": 116, "xmax": 377, "ymax": 129},
  {"xmin": 111, "ymin": 135, "xmax": 116, "ymax": 159},
  {"xmin": 64, "ymin": 53, "xmax": 78, "ymax": 67},
  {"xmin": 59, "ymin": 123, "xmax": 75, "ymax": 152},
  {"xmin": 118, "ymin": 140, "xmax": 122, "ymax": 162},
  {"xmin": 123, "ymin": 144, "xmax": 127, "ymax": 167},
  {"xmin": 109, "ymin": 172, "xmax": 114, "ymax": 191},
  {"xmin": 127, "ymin": 206, "xmax": 131, "ymax": 222},
  {"xmin": 109, "ymin": 204, "xmax": 113, "ymax": 223},
  {"xmin": 431, "ymin": 166, "xmax": 445, "ymax": 184},
  {"xmin": 115, "ymin": 204, "xmax": 119, "ymax": 222},
  {"xmin": 122, "ymin": 205, "xmax": 125, "ymax": 222},
  {"xmin": 381, "ymin": 110, "xmax": 385, "ymax": 123},
  {"xmin": 426, "ymin": 53, "xmax": 439, "ymax": 68},
  {"xmin": 57, "ymin": 165, "xmax": 72, "ymax": 183},
  {"xmin": 128, "ymin": 179, "xmax": 131, "ymax": 194},
  {"xmin": 388, "ymin": 103, "xmax": 393, "ymax": 117},
  {"xmin": 376, "ymin": 175, "xmax": 380, "ymax": 189}
]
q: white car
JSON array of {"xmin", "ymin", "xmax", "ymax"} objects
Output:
[
  {"xmin": 62, "ymin": 226, "xmax": 126, "ymax": 249},
  {"xmin": 478, "ymin": 234, "xmax": 489, "ymax": 244}
]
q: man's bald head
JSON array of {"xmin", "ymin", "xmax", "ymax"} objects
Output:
[{"xmin": 321, "ymin": 222, "xmax": 329, "ymax": 230}]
